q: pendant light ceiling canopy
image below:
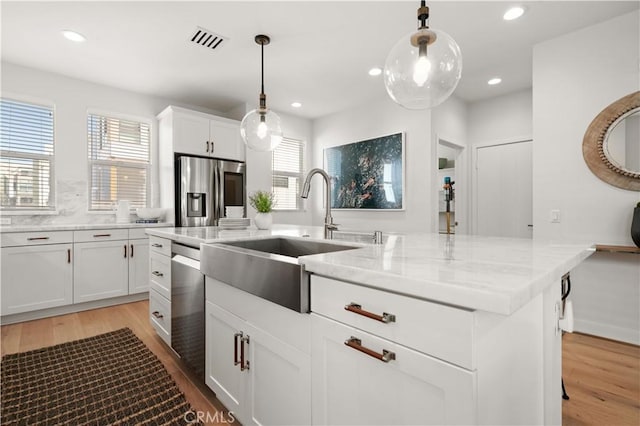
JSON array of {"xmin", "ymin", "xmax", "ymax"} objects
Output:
[
  {"xmin": 384, "ymin": 1, "xmax": 462, "ymax": 110},
  {"xmin": 240, "ymin": 34, "xmax": 283, "ymax": 152}
]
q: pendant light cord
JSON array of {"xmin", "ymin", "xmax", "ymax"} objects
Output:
[{"xmin": 261, "ymin": 42, "xmax": 265, "ymax": 95}]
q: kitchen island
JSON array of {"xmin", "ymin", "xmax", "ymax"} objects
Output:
[{"xmin": 146, "ymin": 224, "xmax": 594, "ymax": 425}]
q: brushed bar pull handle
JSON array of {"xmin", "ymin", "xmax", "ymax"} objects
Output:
[
  {"xmin": 124, "ymin": 245, "xmax": 127, "ymax": 258},
  {"xmin": 211, "ymin": 140, "xmax": 214, "ymax": 153},
  {"xmin": 27, "ymin": 237, "xmax": 49, "ymax": 241},
  {"xmin": 67, "ymin": 248, "xmax": 71, "ymax": 263},
  {"xmin": 240, "ymin": 335, "xmax": 250, "ymax": 371},
  {"xmin": 234, "ymin": 332, "xmax": 242, "ymax": 366},
  {"xmin": 345, "ymin": 303, "xmax": 396, "ymax": 323},
  {"xmin": 344, "ymin": 337, "xmax": 396, "ymax": 363},
  {"xmin": 93, "ymin": 233, "xmax": 111, "ymax": 237},
  {"xmin": 206, "ymin": 141, "xmax": 209, "ymax": 152},
  {"xmin": 151, "ymin": 271, "xmax": 164, "ymax": 277},
  {"xmin": 152, "ymin": 311, "xmax": 163, "ymax": 319},
  {"xmin": 130, "ymin": 244, "xmax": 134, "ymax": 257},
  {"xmin": 151, "ymin": 243, "xmax": 163, "ymax": 248}
]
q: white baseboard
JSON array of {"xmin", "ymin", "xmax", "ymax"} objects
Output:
[
  {"xmin": 574, "ymin": 318, "xmax": 640, "ymax": 345},
  {"xmin": 0, "ymin": 293, "xmax": 149, "ymax": 325}
]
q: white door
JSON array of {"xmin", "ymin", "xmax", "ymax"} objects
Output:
[
  {"xmin": 245, "ymin": 322, "xmax": 312, "ymax": 426},
  {"xmin": 205, "ymin": 301, "xmax": 247, "ymax": 420},
  {"xmin": 173, "ymin": 112, "xmax": 210, "ymax": 155},
  {"xmin": 128, "ymin": 238, "xmax": 149, "ymax": 294},
  {"xmin": 311, "ymin": 314, "xmax": 476, "ymax": 426},
  {"xmin": 209, "ymin": 119, "xmax": 244, "ymax": 161},
  {"xmin": 1, "ymin": 244, "xmax": 73, "ymax": 314},
  {"xmin": 476, "ymin": 140, "xmax": 533, "ymax": 238},
  {"xmin": 73, "ymin": 240, "xmax": 129, "ymax": 303}
]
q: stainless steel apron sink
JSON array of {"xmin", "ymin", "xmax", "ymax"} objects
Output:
[{"xmin": 200, "ymin": 237, "xmax": 359, "ymax": 312}]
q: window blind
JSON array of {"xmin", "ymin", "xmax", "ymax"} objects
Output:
[
  {"xmin": 0, "ymin": 98, "xmax": 55, "ymax": 210},
  {"xmin": 87, "ymin": 113, "xmax": 150, "ymax": 210},
  {"xmin": 272, "ymin": 138, "xmax": 304, "ymax": 210}
]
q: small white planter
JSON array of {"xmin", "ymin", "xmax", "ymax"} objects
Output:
[{"xmin": 254, "ymin": 212, "xmax": 273, "ymax": 230}]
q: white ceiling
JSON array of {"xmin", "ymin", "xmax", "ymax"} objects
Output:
[{"xmin": 2, "ymin": 1, "xmax": 638, "ymax": 119}]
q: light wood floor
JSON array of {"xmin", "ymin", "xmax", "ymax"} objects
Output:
[
  {"xmin": 0, "ymin": 301, "xmax": 235, "ymax": 426},
  {"xmin": 2, "ymin": 301, "xmax": 639, "ymax": 425},
  {"xmin": 562, "ymin": 332, "xmax": 640, "ymax": 425}
]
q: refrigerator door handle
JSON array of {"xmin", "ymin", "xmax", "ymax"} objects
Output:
[{"xmin": 215, "ymin": 162, "xmax": 223, "ymax": 224}]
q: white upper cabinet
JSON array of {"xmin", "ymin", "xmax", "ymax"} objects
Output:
[
  {"xmin": 173, "ymin": 112, "xmax": 210, "ymax": 155},
  {"xmin": 158, "ymin": 105, "xmax": 245, "ymax": 162}
]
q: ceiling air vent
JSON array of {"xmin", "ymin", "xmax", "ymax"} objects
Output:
[{"xmin": 190, "ymin": 26, "xmax": 227, "ymax": 50}]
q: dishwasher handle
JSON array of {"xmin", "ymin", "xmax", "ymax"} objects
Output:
[{"xmin": 171, "ymin": 253, "xmax": 200, "ymax": 270}]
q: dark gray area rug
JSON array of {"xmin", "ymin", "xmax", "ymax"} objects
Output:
[{"xmin": 1, "ymin": 328, "xmax": 200, "ymax": 425}]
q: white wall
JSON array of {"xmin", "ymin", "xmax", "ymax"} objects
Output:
[
  {"xmin": 468, "ymin": 89, "xmax": 532, "ymax": 145},
  {"xmin": 1, "ymin": 62, "xmax": 227, "ymax": 225},
  {"xmin": 432, "ymin": 95, "xmax": 469, "ymax": 234},
  {"xmin": 533, "ymin": 10, "xmax": 640, "ymax": 344},
  {"xmin": 312, "ymin": 96, "xmax": 432, "ymax": 232}
]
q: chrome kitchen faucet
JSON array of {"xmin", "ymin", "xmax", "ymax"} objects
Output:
[{"xmin": 301, "ymin": 168, "xmax": 338, "ymax": 239}]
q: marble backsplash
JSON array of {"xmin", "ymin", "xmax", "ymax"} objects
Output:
[{"xmin": 3, "ymin": 180, "xmax": 137, "ymax": 226}]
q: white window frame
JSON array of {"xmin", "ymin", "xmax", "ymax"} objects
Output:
[
  {"xmin": 0, "ymin": 95, "xmax": 56, "ymax": 214},
  {"xmin": 87, "ymin": 109, "xmax": 151, "ymax": 212},
  {"xmin": 272, "ymin": 137, "xmax": 305, "ymax": 211}
]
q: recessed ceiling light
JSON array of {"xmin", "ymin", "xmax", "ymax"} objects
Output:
[
  {"xmin": 62, "ymin": 30, "xmax": 86, "ymax": 42},
  {"xmin": 291, "ymin": 102, "xmax": 302, "ymax": 108},
  {"xmin": 503, "ymin": 6, "xmax": 525, "ymax": 21},
  {"xmin": 368, "ymin": 67, "xmax": 382, "ymax": 76},
  {"xmin": 488, "ymin": 77, "xmax": 502, "ymax": 85}
]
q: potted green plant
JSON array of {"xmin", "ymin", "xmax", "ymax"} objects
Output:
[{"xmin": 249, "ymin": 190, "xmax": 275, "ymax": 230}]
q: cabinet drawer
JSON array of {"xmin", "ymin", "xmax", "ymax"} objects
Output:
[
  {"xmin": 149, "ymin": 288, "xmax": 171, "ymax": 346},
  {"xmin": 129, "ymin": 227, "xmax": 150, "ymax": 239},
  {"xmin": 149, "ymin": 236, "xmax": 171, "ymax": 257},
  {"xmin": 311, "ymin": 275, "xmax": 475, "ymax": 370},
  {"xmin": 1, "ymin": 231, "xmax": 73, "ymax": 247},
  {"xmin": 74, "ymin": 229, "xmax": 128, "ymax": 243},
  {"xmin": 150, "ymin": 252, "xmax": 171, "ymax": 300},
  {"xmin": 311, "ymin": 314, "xmax": 476, "ymax": 425}
]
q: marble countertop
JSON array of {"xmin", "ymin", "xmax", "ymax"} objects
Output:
[
  {"xmin": 145, "ymin": 224, "xmax": 328, "ymax": 247},
  {"xmin": 0, "ymin": 222, "xmax": 173, "ymax": 233},
  {"xmin": 150, "ymin": 225, "xmax": 595, "ymax": 315}
]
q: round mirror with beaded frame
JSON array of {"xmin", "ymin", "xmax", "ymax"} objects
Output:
[{"xmin": 583, "ymin": 91, "xmax": 640, "ymax": 191}]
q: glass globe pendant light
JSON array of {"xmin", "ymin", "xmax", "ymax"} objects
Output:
[
  {"xmin": 240, "ymin": 34, "xmax": 283, "ymax": 151},
  {"xmin": 384, "ymin": 1, "xmax": 462, "ymax": 109}
]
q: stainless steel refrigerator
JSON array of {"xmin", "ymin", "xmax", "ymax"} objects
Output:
[{"xmin": 174, "ymin": 155, "xmax": 246, "ymax": 227}]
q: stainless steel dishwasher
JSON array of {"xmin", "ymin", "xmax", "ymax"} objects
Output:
[{"xmin": 171, "ymin": 242, "xmax": 204, "ymax": 380}]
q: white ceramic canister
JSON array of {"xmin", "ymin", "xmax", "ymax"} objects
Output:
[{"xmin": 116, "ymin": 200, "xmax": 131, "ymax": 223}]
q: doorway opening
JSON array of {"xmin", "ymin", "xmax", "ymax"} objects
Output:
[{"xmin": 436, "ymin": 139, "xmax": 465, "ymax": 234}]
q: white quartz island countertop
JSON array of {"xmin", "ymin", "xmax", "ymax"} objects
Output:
[{"xmin": 147, "ymin": 224, "xmax": 595, "ymax": 316}]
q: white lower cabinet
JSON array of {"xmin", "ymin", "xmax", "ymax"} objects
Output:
[
  {"xmin": 128, "ymin": 238, "xmax": 149, "ymax": 294},
  {"xmin": 311, "ymin": 313, "xmax": 476, "ymax": 425},
  {"xmin": 148, "ymin": 237, "xmax": 172, "ymax": 344},
  {"xmin": 1, "ymin": 243, "xmax": 73, "ymax": 315},
  {"xmin": 74, "ymin": 240, "xmax": 129, "ymax": 303},
  {"xmin": 205, "ymin": 299, "xmax": 311, "ymax": 425},
  {"xmin": 149, "ymin": 288, "xmax": 171, "ymax": 346}
]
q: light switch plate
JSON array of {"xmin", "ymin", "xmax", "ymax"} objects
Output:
[{"xmin": 550, "ymin": 210, "xmax": 560, "ymax": 223}]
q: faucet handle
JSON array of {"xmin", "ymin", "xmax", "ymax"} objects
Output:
[{"xmin": 326, "ymin": 223, "xmax": 339, "ymax": 230}]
